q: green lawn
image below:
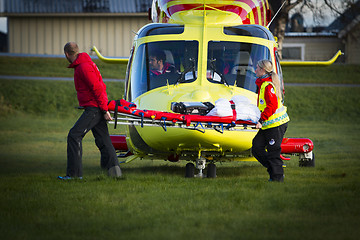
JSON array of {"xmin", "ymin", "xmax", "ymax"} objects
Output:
[
  {"xmin": 0, "ymin": 114, "xmax": 359, "ymax": 240},
  {"xmin": 1, "ymin": 56, "xmax": 360, "ymax": 84},
  {"xmin": 282, "ymin": 65, "xmax": 360, "ymax": 84},
  {"xmin": 0, "ymin": 58, "xmax": 359, "ymax": 239},
  {"xmin": 0, "ymin": 56, "xmax": 127, "ymax": 79}
]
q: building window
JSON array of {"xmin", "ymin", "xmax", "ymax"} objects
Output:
[{"xmin": 282, "ymin": 43, "xmax": 305, "ymax": 61}]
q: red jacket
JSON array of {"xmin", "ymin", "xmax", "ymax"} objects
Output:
[
  {"xmin": 255, "ymin": 75, "xmax": 278, "ymax": 121},
  {"xmin": 68, "ymin": 53, "xmax": 108, "ymax": 111}
]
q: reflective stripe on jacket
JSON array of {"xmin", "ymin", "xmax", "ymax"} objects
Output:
[{"xmin": 258, "ymin": 81, "xmax": 289, "ymax": 130}]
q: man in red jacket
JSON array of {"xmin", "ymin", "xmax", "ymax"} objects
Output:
[{"xmin": 58, "ymin": 42, "xmax": 121, "ymax": 180}]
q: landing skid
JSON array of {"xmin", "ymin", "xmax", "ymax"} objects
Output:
[{"xmin": 185, "ymin": 157, "xmax": 217, "ymax": 178}]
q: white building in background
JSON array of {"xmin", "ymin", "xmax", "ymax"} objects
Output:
[
  {"xmin": 0, "ymin": 0, "xmax": 152, "ymax": 57},
  {"xmin": 282, "ymin": 0, "xmax": 360, "ymax": 64}
]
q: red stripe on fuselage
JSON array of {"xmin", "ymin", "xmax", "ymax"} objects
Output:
[
  {"xmin": 259, "ymin": 0, "xmax": 266, "ymax": 26},
  {"xmin": 239, "ymin": 0, "xmax": 266, "ymax": 25},
  {"xmin": 160, "ymin": 0, "xmax": 266, "ymax": 9},
  {"xmin": 161, "ymin": 0, "xmax": 268, "ymax": 24},
  {"xmin": 167, "ymin": 4, "xmax": 250, "ymax": 20},
  {"xmin": 167, "ymin": 4, "xmax": 202, "ymax": 16},
  {"xmin": 252, "ymin": 5, "xmax": 259, "ymax": 24},
  {"xmin": 161, "ymin": 0, "xmax": 264, "ymax": 6}
]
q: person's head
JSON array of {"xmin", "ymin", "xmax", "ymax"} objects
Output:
[
  {"xmin": 256, "ymin": 59, "xmax": 273, "ymax": 77},
  {"xmin": 64, "ymin": 42, "xmax": 79, "ymax": 63},
  {"xmin": 256, "ymin": 59, "xmax": 282, "ymax": 100},
  {"xmin": 149, "ymin": 50, "xmax": 166, "ymax": 71}
]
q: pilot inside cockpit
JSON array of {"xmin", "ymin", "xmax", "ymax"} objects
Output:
[{"xmin": 149, "ymin": 49, "xmax": 176, "ymax": 77}]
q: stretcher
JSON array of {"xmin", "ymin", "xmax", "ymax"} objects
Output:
[
  {"xmin": 107, "ymin": 99, "xmax": 315, "ymax": 166},
  {"xmin": 107, "ymin": 99, "xmax": 256, "ymax": 133}
]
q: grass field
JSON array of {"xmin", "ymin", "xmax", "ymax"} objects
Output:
[
  {"xmin": 0, "ymin": 57, "xmax": 360, "ymax": 239},
  {"xmin": 0, "ymin": 56, "xmax": 127, "ymax": 79},
  {"xmin": 1, "ymin": 56, "xmax": 360, "ymax": 83}
]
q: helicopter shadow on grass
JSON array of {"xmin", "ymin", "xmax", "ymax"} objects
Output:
[{"xmin": 113, "ymin": 161, "xmax": 262, "ymax": 178}]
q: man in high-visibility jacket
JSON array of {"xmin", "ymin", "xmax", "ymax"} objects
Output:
[{"xmin": 252, "ymin": 60, "xmax": 290, "ymax": 182}]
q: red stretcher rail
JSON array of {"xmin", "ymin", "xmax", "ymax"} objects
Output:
[{"xmin": 107, "ymin": 99, "xmax": 255, "ymax": 128}]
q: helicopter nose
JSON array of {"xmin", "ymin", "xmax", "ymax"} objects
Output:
[{"xmin": 190, "ymin": 89, "xmax": 211, "ymax": 101}]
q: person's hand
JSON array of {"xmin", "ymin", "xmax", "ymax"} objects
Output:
[
  {"xmin": 104, "ymin": 111, "xmax": 113, "ymax": 121},
  {"xmin": 255, "ymin": 122, "xmax": 262, "ymax": 129}
]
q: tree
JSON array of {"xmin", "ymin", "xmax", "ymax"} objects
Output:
[
  {"xmin": 269, "ymin": 0, "xmax": 356, "ymax": 59},
  {"xmin": 269, "ymin": 0, "xmax": 304, "ymax": 59}
]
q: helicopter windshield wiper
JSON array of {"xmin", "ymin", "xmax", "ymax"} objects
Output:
[
  {"xmin": 209, "ymin": 58, "xmax": 229, "ymax": 87},
  {"xmin": 175, "ymin": 58, "xmax": 196, "ymax": 85}
]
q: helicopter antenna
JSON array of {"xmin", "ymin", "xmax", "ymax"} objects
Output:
[{"xmin": 267, "ymin": 0, "xmax": 287, "ymax": 28}]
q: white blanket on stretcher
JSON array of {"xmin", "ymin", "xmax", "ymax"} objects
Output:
[{"xmin": 206, "ymin": 95, "xmax": 260, "ymax": 123}]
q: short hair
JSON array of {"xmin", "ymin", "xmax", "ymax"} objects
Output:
[
  {"xmin": 149, "ymin": 49, "xmax": 166, "ymax": 62},
  {"xmin": 64, "ymin": 42, "xmax": 79, "ymax": 56}
]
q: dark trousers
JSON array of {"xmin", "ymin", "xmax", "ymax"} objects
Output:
[
  {"xmin": 252, "ymin": 123, "xmax": 288, "ymax": 181},
  {"xmin": 66, "ymin": 107, "xmax": 118, "ymax": 177}
]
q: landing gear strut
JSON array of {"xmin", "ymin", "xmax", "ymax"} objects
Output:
[
  {"xmin": 299, "ymin": 151, "xmax": 315, "ymax": 167},
  {"xmin": 195, "ymin": 157, "xmax": 206, "ymax": 178},
  {"xmin": 185, "ymin": 157, "xmax": 217, "ymax": 178}
]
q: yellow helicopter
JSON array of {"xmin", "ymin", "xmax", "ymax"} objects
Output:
[{"xmin": 92, "ymin": 0, "xmax": 341, "ymax": 178}]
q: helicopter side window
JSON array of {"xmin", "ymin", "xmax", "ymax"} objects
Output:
[
  {"xmin": 130, "ymin": 44, "xmax": 148, "ymax": 100},
  {"xmin": 130, "ymin": 40, "xmax": 199, "ymax": 100},
  {"xmin": 207, "ymin": 41, "xmax": 271, "ymax": 93}
]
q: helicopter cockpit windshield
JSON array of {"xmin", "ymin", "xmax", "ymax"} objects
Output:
[
  {"xmin": 130, "ymin": 40, "xmax": 199, "ymax": 100},
  {"xmin": 129, "ymin": 24, "xmax": 277, "ymax": 100},
  {"xmin": 207, "ymin": 41, "xmax": 271, "ymax": 93}
]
